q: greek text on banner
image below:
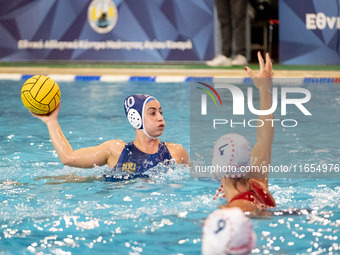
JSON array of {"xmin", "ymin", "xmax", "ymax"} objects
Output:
[{"xmin": 17, "ymin": 40, "xmax": 193, "ymax": 51}]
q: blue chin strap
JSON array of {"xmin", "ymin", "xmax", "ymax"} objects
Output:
[{"xmin": 124, "ymin": 94, "xmax": 157, "ymax": 139}]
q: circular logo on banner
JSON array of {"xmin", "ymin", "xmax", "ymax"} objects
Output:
[{"xmin": 88, "ymin": 0, "xmax": 118, "ymax": 34}]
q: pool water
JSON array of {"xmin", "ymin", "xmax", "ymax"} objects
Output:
[{"xmin": 0, "ymin": 79, "xmax": 339, "ymax": 254}]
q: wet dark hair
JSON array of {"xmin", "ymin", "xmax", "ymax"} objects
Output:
[{"xmin": 230, "ymin": 178, "xmax": 250, "ymax": 191}]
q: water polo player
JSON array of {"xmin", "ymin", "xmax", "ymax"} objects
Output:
[
  {"xmin": 31, "ymin": 94, "xmax": 189, "ymax": 180},
  {"xmin": 202, "ymin": 208, "xmax": 256, "ymax": 255},
  {"xmin": 212, "ymin": 52, "xmax": 276, "ymax": 213}
]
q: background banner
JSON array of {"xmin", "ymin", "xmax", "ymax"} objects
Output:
[
  {"xmin": 280, "ymin": 0, "xmax": 340, "ymax": 65},
  {"xmin": 0, "ymin": 0, "xmax": 214, "ymax": 62}
]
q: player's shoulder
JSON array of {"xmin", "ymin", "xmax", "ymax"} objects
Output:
[
  {"xmin": 165, "ymin": 142, "xmax": 184, "ymax": 149},
  {"xmin": 104, "ymin": 139, "xmax": 126, "ymax": 153},
  {"xmin": 165, "ymin": 142, "xmax": 189, "ymax": 164}
]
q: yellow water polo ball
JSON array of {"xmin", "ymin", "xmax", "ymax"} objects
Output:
[{"xmin": 21, "ymin": 75, "xmax": 61, "ymax": 115}]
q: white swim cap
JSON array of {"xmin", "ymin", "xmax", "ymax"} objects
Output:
[
  {"xmin": 202, "ymin": 208, "xmax": 256, "ymax": 255},
  {"xmin": 211, "ymin": 133, "xmax": 251, "ymax": 179}
]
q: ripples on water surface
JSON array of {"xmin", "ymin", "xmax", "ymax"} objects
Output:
[
  {"xmin": 0, "ymin": 80, "xmax": 339, "ymax": 254},
  {"xmin": 1, "ymin": 162, "xmax": 338, "ymax": 254}
]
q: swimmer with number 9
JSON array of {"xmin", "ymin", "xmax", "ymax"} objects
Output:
[
  {"xmin": 212, "ymin": 52, "xmax": 276, "ymax": 213},
  {"xmin": 202, "ymin": 208, "xmax": 256, "ymax": 255},
  {"xmin": 29, "ymin": 90, "xmax": 189, "ymax": 180}
]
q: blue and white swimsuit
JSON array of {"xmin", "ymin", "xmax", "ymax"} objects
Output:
[{"xmin": 104, "ymin": 142, "xmax": 172, "ymax": 181}]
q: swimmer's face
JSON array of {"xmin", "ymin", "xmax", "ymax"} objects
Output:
[{"xmin": 144, "ymin": 100, "xmax": 165, "ymax": 137}]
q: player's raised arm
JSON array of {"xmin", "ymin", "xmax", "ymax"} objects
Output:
[
  {"xmin": 31, "ymin": 103, "xmax": 122, "ymax": 168},
  {"xmin": 245, "ymin": 52, "xmax": 274, "ymax": 182}
]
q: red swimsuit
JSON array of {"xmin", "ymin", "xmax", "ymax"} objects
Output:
[{"xmin": 229, "ymin": 181, "xmax": 275, "ymax": 208}]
